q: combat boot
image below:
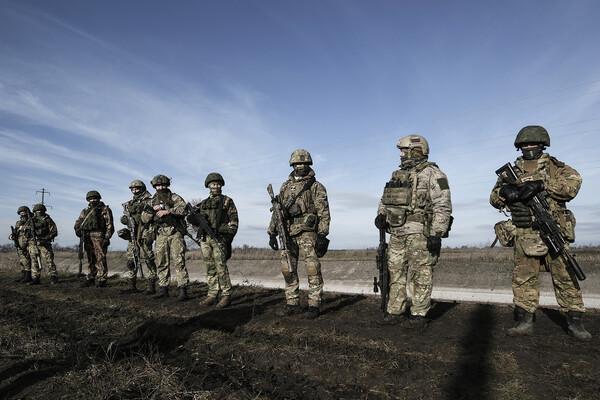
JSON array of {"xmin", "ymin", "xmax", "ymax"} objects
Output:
[
  {"xmin": 406, "ymin": 315, "xmax": 428, "ymax": 329},
  {"xmin": 15, "ymin": 271, "xmax": 25, "ymax": 283},
  {"xmin": 154, "ymin": 286, "xmax": 169, "ymax": 299},
  {"xmin": 215, "ymin": 296, "xmax": 231, "ymax": 309},
  {"xmin": 80, "ymin": 278, "xmax": 95, "ymax": 288},
  {"xmin": 49, "ymin": 275, "xmax": 59, "ymax": 285},
  {"xmin": 567, "ymin": 311, "xmax": 592, "ymax": 341},
  {"xmin": 146, "ymin": 279, "xmax": 157, "ymax": 295},
  {"xmin": 200, "ymin": 296, "xmax": 218, "ymax": 306},
  {"xmin": 303, "ymin": 306, "xmax": 320, "ymax": 319},
  {"xmin": 121, "ymin": 278, "xmax": 137, "ymax": 294},
  {"xmin": 27, "ymin": 276, "xmax": 41, "ymax": 285},
  {"xmin": 507, "ymin": 307, "xmax": 534, "ymax": 336},
  {"xmin": 376, "ymin": 313, "xmax": 406, "ymax": 326},
  {"xmin": 23, "ymin": 271, "xmax": 33, "ymax": 283},
  {"xmin": 276, "ymin": 304, "xmax": 302, "ymax": 317},
  {"xmin": 96, "ymin": 280, "xmax": 107, "ymax": 288},
  {"xmin": 177, "ymin": 286, "xmax": 188, "ymax": 302}
]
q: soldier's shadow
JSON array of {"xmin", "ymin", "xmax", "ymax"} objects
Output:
[{"xmin": 539, "ymin": 308, "xmax": 568, "ymax": 332}]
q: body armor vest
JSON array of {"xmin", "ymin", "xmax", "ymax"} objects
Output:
[
  {"xmin": 81, "ymin": 205, "xmax": 106, "ymax": 232},
  {"xmin": 199, "ymin": 195, "xmax": 226, "ymax": 230}
]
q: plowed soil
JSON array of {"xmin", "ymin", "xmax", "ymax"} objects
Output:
[{"xmin": 1, "ymin": 272, "xmax": 599, "ymax": 400}]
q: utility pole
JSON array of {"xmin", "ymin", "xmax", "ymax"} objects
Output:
[{"xmin": 36, "ymin": 188, "xmax": 50, "ymax": 205}]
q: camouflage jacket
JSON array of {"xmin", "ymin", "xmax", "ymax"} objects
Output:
[
  {"xmin": 30, "ymin": 214, "xmax": 58, "ymax": 243},
  {"xmin": 193, "ymin": 194, "xmax": 239, "ymax": 238},
  {"xmin": 268, "ymin": 169, "xmax": 330, "ymax": 237},
  {"xmin": 490, "ymin": 153, "xmax": 581, "ymax": 240},
  {"xmin": 378, "ymin": 161, "xmax": 452, "ymax": 237},
  {"xmin": 123, "ymin": 191, "xmax": 154, "ymax": 239},
  {"xmin": 74, "ymin": 202, "xmax": 115, "ymax": 239},
  {"xmin": 141, "ymin": 190, "xmax": 187, "ymax": 236},
  {"xmin": 14, "ymin": 217, "xmax": 32, "ymax": 240}
]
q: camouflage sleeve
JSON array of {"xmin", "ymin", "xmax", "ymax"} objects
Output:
[
  {"xmin": 169, "ymin": 194, "xmax": 187, "ymax": 217},
  {"xmin": 74, "ymin": 209, "xmax": 86, "ymax": 233},
  {"xmin": 227, "ymin": 197, "xmax": 239, "ymax": 230},
  {"xmin": 313, "ymin": 181, "xmax": 331, "ymax": 236},
  {"xmin": 104, "ymin": 206, "xmax": 115, "ymax": 239},
  {"xmin": 140, "ymin": 199, "xmax": 155, "ymax": 224},
  {"xmin": 489, "ymin": 177, "xmax": 506, "ymax": 210},
  {"xmin": 428, "ymin": 168, "xmax": 452, "ymax": 235},
  {"xmin": 546, "ymin": 162, "xmax": 581, "ymax": 202},
  {"xmin": 47, "ymin": 216, "xmax": 58, "ymax": 239}
]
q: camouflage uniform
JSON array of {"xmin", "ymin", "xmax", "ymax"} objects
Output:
[
  {"xmin": 123, "ymin": 190, "xmax": 157, "ymax": 281},
  {"xmin": 28, "ymin": 208, "xmax": 58, "ymax": 280},
  {"xmin": 268, "ymin": 167, "xmax": 330, "ymax": 309},
  {"xmin": 74, "ymin": 198, "xmax": 114, "ymax": 284},
  {"xmin": 194, "ymin": 194, "xmax": 238, "ymax": 298},
  {"xmin": 12, "ymin": 212, "xmax": 32, "ymax": 275},
  {"xmin": 490, "ymin": 154, "xmax": 584, "ymax": 313},
  {"xmin": 377, "ymin": 135, "xmax": 452, "ymax": 318},
  {"xmin": 141, "ymin": 189, "xmax": 189, "ymax": 290}
]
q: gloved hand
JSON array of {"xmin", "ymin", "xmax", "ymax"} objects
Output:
[
  {"xmin": 374, "ymin": 214, "xmax": 387, "ymax": 229},
  {"xmin": 499, "ymin": 184, "xmax": 520, "ymax": 204},
  {"xmin": 186, "ymin": 213, "xmax": 201, "ymax": 226},
  {"xmin": 518, "ymin": 180, "xmax": 544, "ymax": 201},
  {"xmin": 120, "ymin": 215, "xmax": 129, "ymax": 225},
  {"xmin": 426, "ymin": 235, "xmax": 442, "ymax": 253},
  {"xmin": 269, "ymin": 234, "xmax": 279, "ymax": 251}
]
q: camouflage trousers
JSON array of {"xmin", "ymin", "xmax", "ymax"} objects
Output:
[
  {"xmin": 16, "ymin": 239, "xmax": 31, "ymax": 271},
  {"xmin": 513, "ymin": 237, "xmax": 584, "ymax": 313},
  {"xmin": 125, "ymin": 238, "xmax": 157, "ymax": 280},
  {"xmin": 155, "ymin": 230, "xmax": 189, "ymax": 288},
  {"xmin": 84, "ymin": 232, "xmax": 109, "ymax": 283},
  {"xmin": 200, "ymin": 236, "xmax": 232, "ymax": 297},
  {"xmin": 386, "ymin": 233, "xmax": 439, "ymax": 317},
  {"xmin": 279, "ymin": 231, "xmax": 323, "ymax": 308},
  {"xmin": 28, "ymin": 242, "xmax": 57, "ymax": 278}
]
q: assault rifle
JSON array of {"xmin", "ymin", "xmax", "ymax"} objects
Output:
[
  {"xmin": 10, "ymin": 226, "xmax": 21, "ymax": 251},
  {"xmin": 267, "ymin": 184, "xmax": 294, "ymax": 273},
  {"xmin": 26, "ymin": 210, "xmax": 43, "ymax": 271},
  {"xmin": 373, "ymin": 226, "xmax": 389, "ymax": 313},
  {"xmin": 123, "ymin": 203, "xmax": 144, "ymax": 279},
  {"xmin": 184, "ymin": 203, "xmax": 221, "ymax": 248},
  {"xmin": 495, "ymin": 162, "xmax": 586, "ymax": 288}
]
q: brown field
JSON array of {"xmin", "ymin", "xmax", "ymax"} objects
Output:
[{"xmin": 1, "ymin": 248, "xmax": 599, "ymax": 399}]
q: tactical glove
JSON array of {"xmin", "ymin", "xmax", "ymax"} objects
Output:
[
  {"xmin": 426, "ymin": 236, "xmax": 442, "ymax": 253},
  {"xmin": 186, "ymin": 213, "xmax": 202, "ymax": 226},
  {"xmin": 269, "ymin": 234, "xmax": 279, "ymax": 251},
  {"xmin": 499, "ymin": 184, "xmax": 520, "ymax": 204},
  {"xmin": 120, "ymin": 215, "xmax": 129, "ymax": 225},
  {"xmin": 315, "ymin": 234, "xmax": 330, "ymax": 258},
  {"xmin": 374, "ymin": 214, "xmax": 387, "ymax": 229},
  {"xmin": 518, "ymin": 180, "xmax": 544, "ymax": 202}
]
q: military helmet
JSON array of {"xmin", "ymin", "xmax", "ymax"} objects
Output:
[
  {"xmin": 151, "ymin": 174, "xmax": 171, "ymax": 187},
  {"xmin": 17, "ymin": 206, "xmax": 30, "ymax": 214},
  {"xmin": 396, "ymin": 134, "xmax": 430, "ymax": 156},
  {"xmin": 205, "ymin": 172, "xmax": 225, "ymax": 188},
  {"xmin": 86, "ymin": 190, "xmax": 101, "ymax": 200},
  {"xmin": 514, "ymin": 125, "xmax": 550, "ymax": 148},
  {"xmin": 129, "ymin": 179, "xmax": 146, "ymax": 190},
  {"xmin": 289, "ymin": 149, "xmax": 313, "ymax": 166},
  {"xmin": 33, "ymin": 203, "xmax": 47, "ymax": 212}
]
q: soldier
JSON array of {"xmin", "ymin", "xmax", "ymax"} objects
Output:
[
  {"xmin": 74, "ymin": 191, "xmax": 114, "ymax": 287},
  {"xmin": 188, "ymin": 173, "xmax": 239, "ymax": 309},
  {"xmin": 119, "ymin": 180, "xmax": 158, "ymax": 294},
  {"xmin": 490, "ymin": 125, "xmax": 591, "ymax": 341},
  {"xmin": 268, "ymin": 149, "xmax": 331, "ymax": 319},
  {"xmin": 374, "ymin": 135, "xmax": 452, "ymax": 327},
  {"xmin": 28, "ymin": 203, "xmax": 59, "ymax": 285},
  {"xmin": 9, "ymin": 206, "xmax": 33, "ymax": 283},
  {"xmin": 141, "ymin": 175, "xmax": 190, "ymax": 300}
]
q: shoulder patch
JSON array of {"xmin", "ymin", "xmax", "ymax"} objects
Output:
[{"xmin": 437, "ymin": 178, "xmax": 449, "ymax": 190}]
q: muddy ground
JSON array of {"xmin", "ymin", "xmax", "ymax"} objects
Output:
[{"xmin": 1, "ymin": 270, "xmax": 599, "ymax": 400}]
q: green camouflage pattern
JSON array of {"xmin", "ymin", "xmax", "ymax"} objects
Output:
[
  {"xmin": 74, "ymin": 202, "xmax": 114, "ymax": 238},
  {"xmin": 386, "ymin": 233, "xmax": 438, "ymax": 316},
  {"xmin": 123, "ymin": 190, "xmax": 157, "ymax": 280},
  {"xmin": 28, "ymin": 241, "xmax": 57, "ymax": 278},
  {"xmin": 14, "ymin": 218, "xmax": 31, "ymax": 271},
  {"xmin": 200, "ymin": 235, "xmax": 232, "ymax": 297},
  {"xmin": 279, "ymin": 231, "xmax": 324, "ymax": 308},
  {"xmin": 490, "ymin": 153, "xmax": 584, "ymax": 312},
  {"xmin": 196, "ymin": 195, "xmax": 238, "ymax": 235}
]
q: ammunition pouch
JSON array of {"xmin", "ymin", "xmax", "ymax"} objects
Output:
[
  {"xmin": 290, "ymin": 213, "xmax": 318, "ymax": 236},
  {"xmin": 287, "ymin": 203, "xmax": 302, "ymax": 218},
  {"xmin": 384, "ymin": 206, "xmax": 407, "ymax": 228},
  {"xmin": 559, "ymin": 209, "xmax": 576, "ymax": 243},
  {"xmin": 117, "ymin": 228, "xmax": 132, "ymax": 241},
  {"xmin": 494, "ymin": 220, "xmax": 516, "ymax": 247},
  {"xmin": 382, "ymin": 174, "xmax": 412, "ymax": 228},
  {"xmin": 315, "ymin": 234, "xmax": 330, "ymax": 258}
]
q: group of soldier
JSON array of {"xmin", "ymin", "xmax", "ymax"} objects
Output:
[{"xmin": 7, "ymin": 125, "xmax": 593, "ymax": 339}]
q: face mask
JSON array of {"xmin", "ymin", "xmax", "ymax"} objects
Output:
[
  {"xmin": 293, "ymin": 164, "xmax": 310, "ymax": 177},
  {"xmin": 400, "ymin": 148, "xmax": 425, "ymax": 168},
  {"xmin": 521, "ymin": 145, "xmax": 544, "ymax": 160}
]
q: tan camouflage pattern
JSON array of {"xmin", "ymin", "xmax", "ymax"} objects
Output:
[
  {"xmin": 84, "ymin": 232, "xmax": 110, "ymax": 282},
  {"xmin": 268, "ymin": 169, "xmax": 330, "ymax": 237},
  {"xmin": 123, "ymin": 190, "xmax": 156, "ymax": 280},
  {"xmin": 14, "ymin": 218, "xmax": 31, "ymax": 271},
  {"xmin": 378, "ymin": 162, "xmax": 452, "ymax": 236},
  {"xmin": 142, "ymin": 191, "xmax": 189, "ymax": 288},
  {"xmin": 386, "ymin": 233, "xmax": 438, "ymax": 316},
  {"xmin": 29, "ymin": 242, "xmax": 57, "ymax": 278},
  {"xmin": 278, "ymin": 231, "xmax": 324, "ymax": 308},
  {"xmin": 200, "ymin": 235, "xmax": 232, "ymax": 297},
  {"xmin": 490, "ymin": 153, "xmax": 584, "ymax": 312}
]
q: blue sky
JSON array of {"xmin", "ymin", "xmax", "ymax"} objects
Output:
[{"xmin": 1, "ymin": 0, "xmax": 600, "ymax": 249}]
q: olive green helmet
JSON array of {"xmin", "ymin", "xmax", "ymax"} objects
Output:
[
  {"xmin": 128, "ymin": 179, "xmax": 146, "ymax": 190},
  {"xmin": 289, "ymin": 149, "xmax": 313, "ymax": 166},
  {"xmin": 205, "ymin": 172, "xmax": 225, "ymax": 188},
  {"xmin": 17, "ymin": 206, "xmax": 30, "ymax": 214},
  {"xmin": 396, "ymin": 134, "xmax": 430, "ymax": 156},
  {"xmin": 514, "ymin": 125, "xmax": 550, "ymax": 148},
  {"xmin": 86, "ymin": 190, "xmax": 101, "ymax": 200},
  {"xmin": 150, "ymin": 174, "xmax": 171, "ymax": 187},
  {"xmin": 32, "ymin": 203, "xmax": 47, "ymax": 212}
]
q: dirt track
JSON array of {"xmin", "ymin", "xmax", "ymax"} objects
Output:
[{"xmin": 1, "ymin": 271, "xmax": 599, "ymax": 400}]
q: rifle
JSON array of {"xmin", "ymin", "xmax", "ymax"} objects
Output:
[
  {"xmin": 123, "ymin": 203, "xmax": 144, "ymax": 279},
  {"xmin": 267, "ymin": 184, "xmax": 294, "ymax": 273},
  {"xmin": 26, "ymin": 211, "xmax": 44, "ymax": 271},
  {"xmin": 185, "ymin": 203, "xmax": 222, "ymax": 244},
  {"xmin": 495, "ymin": 162, "xmax": 586, "ymax": 287},
  {"xmin": 373, "ymin": 226, "xmax": 389, "ymax": 313},
  {"xmin": 10, "ymin": 226, "xmax": 21, "ymax": 251}
]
